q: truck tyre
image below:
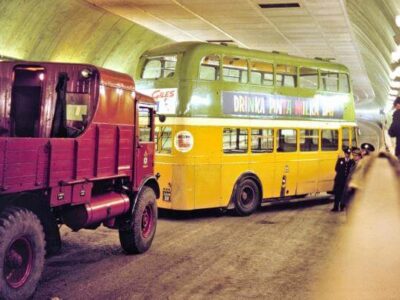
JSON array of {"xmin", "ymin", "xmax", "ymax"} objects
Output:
[
  {"xmin": 119, "ymin": 187, "xmax": 157, "ymax": 254},
  {"xmin": 233, "ymin": 179, "xmax": 260, "ymax": 216},
  {"xmin": 0, "ymin": 207, "xmax": 45, "ymax": 300}
]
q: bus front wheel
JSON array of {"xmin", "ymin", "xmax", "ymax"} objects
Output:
[
  {"xmin": 233, "ymin": 179, "xmax": 260, "ymax": 216},
  {"xmin": 0, "ymin": 207, "xmax": 45, "ymax": 300}
]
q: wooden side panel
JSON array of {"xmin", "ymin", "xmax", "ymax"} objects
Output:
[
  {"xmin": 49, "ymin": 139, "xmax": 75, "ymax": 186},
  {"xmin": 1, "ymin": 139, "xmax": 49, "ymax": 193},
  {"xmin": 117, "ymin": 126, "xmax": 134, "ymax": 176},
  {"xmin": 0, "ymin": 140, "xmax": 7, "ymax": 190},
  {"xmin": 76, "ymin": 127, "xmax": 96, "ymax": 179},
  {"xmin": 96, "ymin": 124, "xmax": 117, "ymax": 177}
]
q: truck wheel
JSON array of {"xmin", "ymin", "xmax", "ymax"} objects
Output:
[
  {"xmin": 0, "ymin": 207, "xmax": 45, "ymax": 300},
  {"xmin": 119, "ymin": 187, "xmax": 157, "ymax": 254},
  {"xmin": 233, "ymin": 179, "xmax": 260, "ymax": 216}
]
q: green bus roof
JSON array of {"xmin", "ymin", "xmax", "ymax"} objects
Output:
[{"xmin": 141, "ymin": 42, "xmax": 349, "ymax": 73}]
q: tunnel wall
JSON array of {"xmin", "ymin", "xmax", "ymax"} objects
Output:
[
  {"xmin": 0, "ymin": 0, "xmax": 171, "ymax": 77},
  {"xmin": 347, "ymin": 0, "xmax": 400, "ymax": 106}
]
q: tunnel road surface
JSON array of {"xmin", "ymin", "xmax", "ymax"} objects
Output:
[{"xmin": 35, "ymin": 198, "xmax": 344, "ymax": 300}]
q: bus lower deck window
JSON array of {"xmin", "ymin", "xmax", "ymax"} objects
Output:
[
  {"xmin": 322, "ymin": 129, "xmax": 339, "ymax": 151},
  {"xmin": 341, "ymin": 127, "xmax": 350, "ymax": 147},
  {"xmin": 300, "ymin": 129, "xmax": 319, "ymax": 151},
  {"xmin": 223, "ymin": 128, "xmax": 248, "ymax": 153},
  {"xmin": 277, "ymin": 129, "xmax": 297, "ymax": 152},
  {"xmin": 155, "ymin": 126, "xmax": 172, "ymax": 153},
  {"xmin": 251, "ymin": 129, "xmax": 274, "ymax": 153}
]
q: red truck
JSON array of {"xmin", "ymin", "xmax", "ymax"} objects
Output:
[{"xmin": 0, "ymin": 61, "xmax": 162, "ymax": 299}]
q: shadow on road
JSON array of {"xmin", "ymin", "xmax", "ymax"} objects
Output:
[{"xmin": 158, "ymin": 196, "xmax": 333, "ymax": 220}]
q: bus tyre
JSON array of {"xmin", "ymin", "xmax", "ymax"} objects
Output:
[
  {"xmin": 119, "ymin": 187, "xmax": 157, "ymax": 254},
  {"xmin": 233, "ymin": 179, "xmax": 260, "ymax": 216},
  {"xmin": 0, "ymin": 207, "xmax": 45, "ymax": 300}
]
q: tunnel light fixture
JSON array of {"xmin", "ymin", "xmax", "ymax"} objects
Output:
[
  {"xmin": 396, "ymin": 15, "xmax": 400, "ymax": 27},
  {"xmin": 392, "ymin": 50, "xmax": 400, "ymax": 63},
  {"xmin": 390, "ymin": 66, "xmax": 400, "ymax": 80},
  {"xmin": 389, "ymin": 89, "xmax": 399, "ymax": 96},
  {"xmin": 259, "ymin": 3, "xmax": 300, "ymax": 8},
  {"xmin": 390, "ymin": 80, "xmax": 400, "ymax": 88}
]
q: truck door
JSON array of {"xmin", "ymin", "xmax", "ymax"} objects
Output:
[
  {"xmin": 135, "ymin": 105, "xmax": 155, "ymax": 188},
  {"xmin": 11, "ymin": 66, "xmax": 45, "ymax": 137}
]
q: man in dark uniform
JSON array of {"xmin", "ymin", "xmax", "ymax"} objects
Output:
[
  {"xmin": 331, "ymin": 146, "xmax": 355, "ymax": 212},
  {"xmin": 388, "ymin": 97, "xmax": 400, "ymax": 159},
  {"xmin": 341, "ymin": 147, "xmax": 362, "ymax": 211},
  {"xmin": 360, "ymin": 143, "xmax": 375, "ymax": 157}
]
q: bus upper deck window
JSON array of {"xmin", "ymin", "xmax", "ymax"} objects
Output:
[
  {"xmin": 222, "ymin": 56, "xmax": 248, "ymax": 83},
  {"xmin": 321, "ymin": 71, "xmax": 339, "ymax": 92},
  {"xmin": 276, "ymin": 64, "xmax": 297, "ymax": 87},
  {"xmin": 142, "ymin": 55, "xmax": 177, "ymax": 79},
  {"xmin": 199, "ymin": 55, "xmax": 220, "ymax": 80},
  {"xmin": 250, "ymin": 61, "xmax": 273, "ymax": 86},
  {"xmin": 339, "ymin": 73, "xmax": 350, "ymax": 93},
  {"xmin": 299, "ymin": 67, "xmax": 318, "ymax": 89}
]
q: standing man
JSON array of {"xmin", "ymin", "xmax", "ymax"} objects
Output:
[
  {"xmin": 360, "ymin": 143, "xmax": 375, "ymax": 157},
  {"xmin": 341, "ymin": 147, "xmax": 363, "ymax": 210},
  {"xmin": 388, "ymin": 97, "xmax": 400, "ymax": 159},
  {"xmin": 331, "ymin": 146, "xmax": 355, "ymax": 212}
]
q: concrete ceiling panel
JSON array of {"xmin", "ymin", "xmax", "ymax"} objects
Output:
[
  {"xmin": 0, "ymin": 0, "xmax": 171, "ymax": 76},
  {"xmin": 2, "ymin": 0, "xmax": 400, "ymax": 108}
]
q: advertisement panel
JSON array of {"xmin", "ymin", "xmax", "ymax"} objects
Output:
[{"xmin": 222, "ymin": 91, "xmax": 345, "ymax": 119}]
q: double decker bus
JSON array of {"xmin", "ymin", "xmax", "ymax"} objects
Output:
[{"xmin": 136, "ymin": 42, "xmax": 357, "ymax": 216}]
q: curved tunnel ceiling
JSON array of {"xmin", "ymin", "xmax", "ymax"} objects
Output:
[
  {"xmin": 347, "ymin": 0, "xmax": 400, "ymax": 108},
  {"xmin": 0, "ymin": 0, "xmax": 399, "ymax": 112},
  {"xmin": 0, "ymin": 0, "xmax": 170, "ymax": 76}
]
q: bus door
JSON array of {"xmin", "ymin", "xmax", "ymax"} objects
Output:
[
  {"xmin": 297, "ymin": 129, "xmax": 319, "ymax": 194},
  {"xmin": 134, "ymin": 105, "xmax": 155, "ymax": 187},
  {"xmin": 318, "ymin": 129, "xmax": 340, "ymax": 192},
  {"xmin": 273, "ymin": 129, "xmax": 298, "ymax": 197}
]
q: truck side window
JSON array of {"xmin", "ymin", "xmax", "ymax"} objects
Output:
[{"xmin": 138, "ymin": 107, "xmax": 152, "ymax": 142}]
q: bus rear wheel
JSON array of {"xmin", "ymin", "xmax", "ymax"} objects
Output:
[
  {"xmin": 0, "ymin": 207, "xmax": 45, "ymax": 300},
  {"xmin": 119, "ymin": 187, "xmax": 157, "ymax": 254},
  {"xmin": 233, "ymin": 179, "xmax": 260, "ymax": 216}
]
